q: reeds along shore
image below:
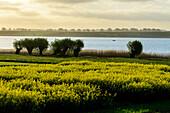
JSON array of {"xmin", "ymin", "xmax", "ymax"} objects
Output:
[{"xmin": 0, "ymin": 49, "xmax": 169, "ymax": 59}]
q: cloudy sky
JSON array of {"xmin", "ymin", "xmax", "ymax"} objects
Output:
[{"xmin": 0, "ymin": 0, "xmax": 170, "ymax": 30}]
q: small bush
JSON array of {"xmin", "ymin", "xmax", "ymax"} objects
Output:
[{"xmin": 127, "ymin": 40, "xmax": 143, "ymax": 58}]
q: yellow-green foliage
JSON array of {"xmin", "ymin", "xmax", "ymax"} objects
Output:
[{"xmin": 0, "ymin": 61, "xmax": 169, "ymax": 112}]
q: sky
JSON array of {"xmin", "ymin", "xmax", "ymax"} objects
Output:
[{"xmin": 0, "ymin": 0, "xmax": 170, "ymax": 30}]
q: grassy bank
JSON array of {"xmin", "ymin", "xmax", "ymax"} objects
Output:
[
  {"xmin": 0, "ymin": 31, "xmax": 170, "ymax": 38},
  {"xmin": 0, "ymin": 54, "xmax": 170, "ymax": 65}
]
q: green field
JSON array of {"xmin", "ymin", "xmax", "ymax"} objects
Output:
[
  {"xmin": 1, "ymin": 31, "xmax": 170, "ymax": 38},
  {"xmin": 0, "ymin": 54, "xmax": 170, "ymax": 113}
]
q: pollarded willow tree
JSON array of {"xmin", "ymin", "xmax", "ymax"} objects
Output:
[
  {"xmin": 21, "ymin": 38, "xmax": 36, "ymax": 55},
  {"xmin": 51, "ymin": 39, "xmax": 62, "ymax": 55},
  {"xmin": 34, "ymin": 38, "xmax": 49, "ymax": 55},
  {"xmin": 59, "ymin": 38, "xmax": 74, "ymax": 56},
  {"xmin": 13, "ymin": 40, "xmax": 23, "ymax": 54},
  {"xmin": 73, "ymin": 39, "xmax": 84, "ymax": 57}
]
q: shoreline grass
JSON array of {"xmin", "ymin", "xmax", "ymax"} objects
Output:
[
  {"xmin": 80, "ymin": 49, "xmax": 170, "ymax": 58},
  {"xmin": 1, "ymin": 49, "xmax": 169, "ymax": 59}
]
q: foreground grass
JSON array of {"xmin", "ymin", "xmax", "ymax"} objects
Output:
[{"xmin": 0, "ymin": 54, "xmax": 170, "ymax": 65}]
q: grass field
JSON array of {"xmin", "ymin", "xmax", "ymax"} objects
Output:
[
  {"xmin": 0, "ymin": 54, "xmax": 169, "ymax": 113},
  {"xmin": 1, "ymin": 31, "xmax": 170, "ymax": 38},
  {"xmin": 0, "ymin": 54, "xmax": 170, "ymax": 65}
]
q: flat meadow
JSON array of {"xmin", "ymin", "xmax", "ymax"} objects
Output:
[{"xmin": 0, "ymin": 54, "xmax": 169, "ymax": 113}]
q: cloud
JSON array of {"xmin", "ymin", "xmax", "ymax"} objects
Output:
[
  {"xmin": 18, "ymin": 11, "xmax": 41, "ymax": 17},
  {"xmin": 0, "ymin": 1, "xmax": 21, "ymax": 12},
  {"xmin": 0, "ymin": 7, "xmax": 20, "ymax": 11},
  {"xmin": 0, "ymin": 1, "xmax": 21, "ymax": 6},
  {"xmin": 35, "ymin": 0, "xmax": 97, "ymax": 4},
  {"xmin": 51, "ymin": 10, "xmax": 170, "ymax": 21},
  {"xmin": 114, "ymin": 0, "xmax": 154, "ymax": 2}
]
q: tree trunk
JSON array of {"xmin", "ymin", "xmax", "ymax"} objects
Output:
[
  {"xmin": 15, "ymin": 48, "xmax": 22, "ymax": 54},
  {"xmin": 39, "ymin": 49, "xmax": 43, "ymax": 55},
  {"xmin": 74, "ymin": 48, "xmax": 80, "ymax": 57},
  {"xmin": 62, "ymin": 48, "xmax": 68, "ymax": 56},
  {"xmin": 27, "ymin": 49, "xmax": 33, "ymax": 55},
  {"xmin": 130, "ymin": 50, "xmax": 135, "ymax": 58}
]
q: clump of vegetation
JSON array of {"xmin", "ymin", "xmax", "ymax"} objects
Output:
[
  {"xmin": 13, "ymin": 38, "xmax": 84, "ymax": 57},
  {"xmin": 51, "ymin": 38, "xmax": 84, "ymax": 57},
  {"xmin": 127, "ymin": 40, "xmax": 143, "ymax": 58}
]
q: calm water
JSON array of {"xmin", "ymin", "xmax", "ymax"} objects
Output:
[{"xmin": 0, "ymin": 36, "xmax": 170, "ymax": 54}]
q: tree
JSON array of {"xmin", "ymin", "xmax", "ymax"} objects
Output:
[
  {"xmin": 127, "ymin": 40, "xmax": 143, "ymax": 58},
  {"xmin": 73, "ymin": 39, "xmax": 84, "ymax": 57},
  {"xmin": 91, "ymin": 29, "xmax": 96, "ymax": 32},
  {"xmin": 58, "ymin": 28, "xmax": 64, "ymax": 31},
  {"xmin": 2, "ymin": 27, "xmax": 7, "ymax": 31},
  {"xmin": 77, "ymin": 29, "xmax": 81, "ymax": 32},
  {"xmin": 34, "ymin": 38, "xmax": 49, "ymax": 55},
  {"xmin": 60, "ymin": 38, "xmax": 74, "ymax": 56},
  {"xmin": 51, "ymin": 39, "xmax": 62, "ymax": 55},
  {"xmin": 100, "ymin": 29, "xmax": 104, "ymax": 32},
  {"xmin": 107, "ymin": 28, "xmax": 112, "ymax": 32},
  {"xmin": 70, "ymin": 29, "xmax": 76, "ymax": 32},
  {"xmin": 13, "ymin": 40, "xmax": 23, "ymax": 54},
  {"xmin": 22, "ymin": 38, "xmax": 36, "ymax": 55}
]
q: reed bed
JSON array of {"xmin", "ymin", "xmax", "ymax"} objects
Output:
[
  {"xmin": 80, "ymin": 49, "xmax": 170, "ymax": 59},
  {"xmin": 0, "ymin": 49, "xmax": 169, "ymax": 59}
]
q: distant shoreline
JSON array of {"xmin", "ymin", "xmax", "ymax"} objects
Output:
[{"xmin": 0, "ymin": 31, "xmax": 170, "ymax": 38}]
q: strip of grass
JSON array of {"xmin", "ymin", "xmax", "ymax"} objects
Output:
[
  {"xmin": 89, "ymin": 100, "xmax": 170, "ymax": 113},
  {"xmin": 0, "ymin": 62, "xmax": 29, "ymax": 66},
  {"xmin": 0, "ymin": 54, "xmax": 170, "ymax": 65},
  {"xmin": 1, "ymin": 31, "xmax": 170, "ymax": 38}
]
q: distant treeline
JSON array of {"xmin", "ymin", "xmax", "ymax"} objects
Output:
[
  {"xmin": 1, "ymin": 27, "xmax": 166, "ymax": 32},
  {"xmin": 0, "ymin": 31, "xmax": 170, "ymax": 38}
]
